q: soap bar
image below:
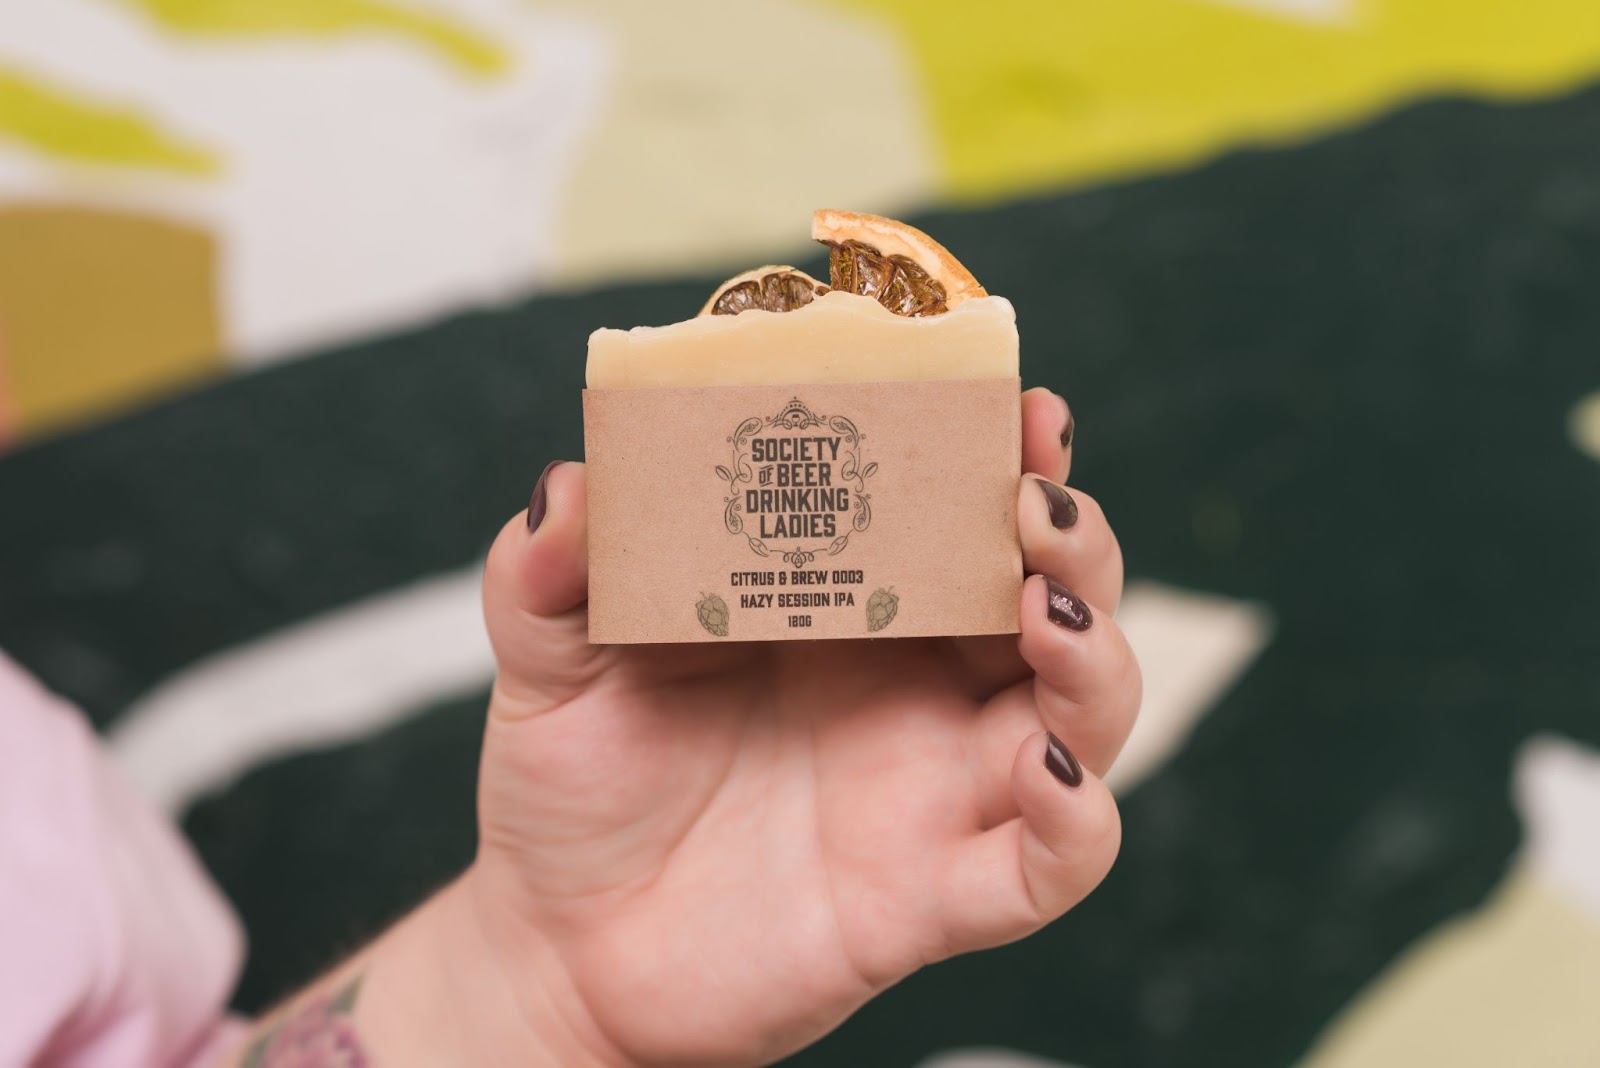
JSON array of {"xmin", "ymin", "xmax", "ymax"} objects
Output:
[
  {"xmin": 581, "ymin": 210, "xmax": 1023, "ymax": 644},
  {"xmin": 586, "ymin": 290, "xmax": 1018, "ymax": 389}
]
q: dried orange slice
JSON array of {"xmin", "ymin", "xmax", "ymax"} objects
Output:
[
  {"xmin": 813, "ymin": 208, "xmax": 986, "ymax": 316},
  {"xmin": 700, "ymin": 210, "xmax": 986, "ymax": 318},
  {"xmin": 699, "ymin": 265, "xmax": 829, "ymax": 317}
]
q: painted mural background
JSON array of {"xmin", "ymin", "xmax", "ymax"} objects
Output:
[{"xmin": 3, "ymin": 3, "xmax": 1599, "ymax": 1063}]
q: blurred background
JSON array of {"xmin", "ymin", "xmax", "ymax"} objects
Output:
[{"xmin": 3, "ymin": 1, "xmax": 1599, "ymax": 1064}]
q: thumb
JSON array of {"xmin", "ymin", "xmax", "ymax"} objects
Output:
[{"xmin": 483, "ymin": 460, "xmax": 605, "ymax": 715}]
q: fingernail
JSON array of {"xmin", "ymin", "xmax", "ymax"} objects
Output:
[
  {"xmin": 1059, "ymin": 401, "xmax": 1075, "ymax": 450},
  {"xmin": 1045, "ymin": 578, "xmax": 1093, "ymax": 632},
  {"xmin": 1044, "ymin": 732, "xmax": 1084, "ymax": 788},
  {"xmin": 1035, "ymin": 478, "xmax": 1078, "ymax": 530},
  {"xmin": 527, "ymin": 461, "xmax": 562, "ymax": 533}
]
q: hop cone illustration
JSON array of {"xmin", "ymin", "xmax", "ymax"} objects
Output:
[
  {"xmin": 696, "ymin": 592, "xmax": 730, "ymax": 637},
  {"xmin": 865, "ymin": 587, "xmax": 899, "ymax": 633}
]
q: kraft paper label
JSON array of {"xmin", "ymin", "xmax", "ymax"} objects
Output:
[{"xmin": 583, "ymin": 378, "xmax": 1022, "ymax": 644}]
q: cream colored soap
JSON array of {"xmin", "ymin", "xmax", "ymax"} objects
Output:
[{"xmin": 586, "ymin": 290, "xmax": 1018, "ymax": 389}]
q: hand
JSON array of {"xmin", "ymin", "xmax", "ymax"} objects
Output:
[{"xmin": 464, "ymin": 387, "xmax": 1137, "ymax": 1066}]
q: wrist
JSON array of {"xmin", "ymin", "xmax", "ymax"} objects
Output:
[{"xmin": 356, "ymin": 869, "xmax": 624, "ymax": 1067}]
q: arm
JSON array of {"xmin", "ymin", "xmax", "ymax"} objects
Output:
[{"xmin": 228, "ymin": 876, "xmax": 619, "ymax": 1068}]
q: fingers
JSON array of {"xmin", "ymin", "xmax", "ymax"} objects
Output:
[
  {"xmin": 482, "ymin": 460, "xmax": 607, "ymax": 715},
  {"xmin": 939, "ymin": 732, "xmax": 1120, "ymax": 955},
  {"xmin": 1017, "ymin": 575, "xmax": 1141, "ymax": 777},
  {"xmin": 966, "ymin": 572, "xmax": 1141, "ymax": 823},
  {"xmin": 1018, "ymin": 478, "xmax": 1124, "ymax": 614},
  {"xmin": 1021, "ymin": 387, "xmax": 1073, "ymax": 484},
  {"xmin": 952, "ymin": 388, "xmax": 1077, "ymax": 697}
]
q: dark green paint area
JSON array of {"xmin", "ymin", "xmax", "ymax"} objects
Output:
[
  {"xmin": 182, "ymin": 690, "xmax": 485, "ymax": 1011},
  {"xmin": 4, "ymin": 82, "xmax": 1600, "ymax": 1065}
]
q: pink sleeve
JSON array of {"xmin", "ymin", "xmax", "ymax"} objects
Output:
[{"xmin": 0, "ymin": 653, "xmax": 248, "ymax": 1067}]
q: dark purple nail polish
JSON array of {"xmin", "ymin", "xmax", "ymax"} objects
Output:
[
  {"xmin": 1045, "ymin": 578, "xmax": 1092, "ymax": 632},
  {"xmin": 1059, "ymin": 405, "xmax": 1075, "ymax": 450},
  {"xmin": 527, "ymin": 461, "xmax": 562, "ymax": 533},
  {"xmin": 1036, "ymin": 478, "xmax": 1078, "ymax": 530},
  {"xmin": 1044, "ymin": 732, "xmax": 1083, "ymax": 787}
]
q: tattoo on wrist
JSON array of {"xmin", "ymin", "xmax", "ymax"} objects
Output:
[{"xmin": 241, "ymin": 974, "xmax": 370, "ymax": 1067}]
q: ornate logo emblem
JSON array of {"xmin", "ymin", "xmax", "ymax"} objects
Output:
[{"xmin": 716, "ymin": 398, "xmax": 877, "ymax": 567}]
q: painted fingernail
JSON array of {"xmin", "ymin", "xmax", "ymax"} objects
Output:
[
  {"xmin": 527, "ymin": 461, "xmax": 562, "ymax": 533},
  {"xmin": 1044, "ymin": 732, "xmax": 1084, "ymax": 787},
  {"xmin": 1035, "ymin": 478, "xmax": 1078, "ymax": 530},
  {"xmin": 1059, "ymin": 402, "xmax": 1075, "ymax": 450},
  {"xmin": 1045, "ymin": 578, "xmax": 1093, "ymax": 632}
]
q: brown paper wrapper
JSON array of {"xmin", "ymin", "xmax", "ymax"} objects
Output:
[{"xmin": 583, "ymin": 377, "xmax": 1022, "ymax": 643}]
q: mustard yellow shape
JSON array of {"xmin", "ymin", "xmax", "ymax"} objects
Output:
[
  {"xmin": 833, "ymin": 0, "xmax": 1600, "ymax": 199},
  {"xmin": 0, "ymin": 66, "xmax": 215, "ymax": 174},
  {"xmin": 117, "ymin": 0, "xmax": 508, "ymax": 76},
  {"xmin": 0, "ymin": 205, "xmax": 223, "ymax": 439}
]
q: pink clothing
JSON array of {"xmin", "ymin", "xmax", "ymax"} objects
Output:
[{"xmin": 0, "ymin": 653, "xmax": 247, "ymax": 1067}]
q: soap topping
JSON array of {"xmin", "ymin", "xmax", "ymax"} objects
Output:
[
  {"xmin": 824, "ymin": 239, "xmax": 948, "ymax": 317},
  {"xmin": 701, "ymin": 210, "xmax": 987, "ymax": 319},
  {"xmin": 702, "ymin": 266, "xmax": 829, "ymax": 317}
]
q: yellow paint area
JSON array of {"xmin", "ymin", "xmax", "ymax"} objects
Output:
[
  {"xmin": 1301, "ymin": 866, "xmax": 1600, "ymax": 1067},
  {"xmin": 0, "ymin": 205, "xmax": 223, "ymax": 439},
  {"xmin": 833, "ymin": 0, "xmax": 1600, "ymax": 200},
  {"xmin": 539, "ymin": 0, "xmax": 935, "ymax": 285},
  {"xmin": 0, "ymin": 67, "xmax": 215, "ymax": 174},
  {"xmin": 117, "ymin": 0, "xmax": 509, "ymax": 76}
]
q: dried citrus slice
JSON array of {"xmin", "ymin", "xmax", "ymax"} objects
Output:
[
  {"xmin": 699, "ymin": 211, "xmax": 986, "ymax": 319},
  {"xmin": 812, "ymin": 208, "xmax": 986, "ymax": 316},
  {"xmin": 700, "ymin": 265, "xmax": 829, "ymax": 317}
]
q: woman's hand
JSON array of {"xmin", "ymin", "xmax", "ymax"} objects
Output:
[{"xmin": 440, "ymin": 386, "xmax": 1138, "ymax": 1067}]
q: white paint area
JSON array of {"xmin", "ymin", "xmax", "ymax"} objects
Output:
[
  {"xmin": 1515, "ymin": 734, "xmax": 1600, "ymax": 923},
  {"xmin": 1568, "ymin": 390, "xmax": 1600, "ymax": 465},
  {"xmin": 108, "ymin": 572, "xmax": 1270, "ymax": 819},
  {"xmin": 108, "ymin": 566, "xmax": 493, "ymax": 815},
  {"xmin": 0, "ymin": 0, "xmax": 611, "ymax": 363},
  {"xmin": 1107, "ymin": 580, "xmax": 1274, "ymax": 795}
]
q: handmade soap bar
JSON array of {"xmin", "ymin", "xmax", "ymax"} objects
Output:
[
  {"xmin": 582, "ymin": 210, "xmax": 1023, "ymax": 644},
  {"xmin": 587, "ymin": 290, "xmax": 1018, "ymax": 389}
]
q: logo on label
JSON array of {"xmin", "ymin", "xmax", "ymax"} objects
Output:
[{"xmin": 717, "ymin": 398, "xmax": 877, "ymax": 566}]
